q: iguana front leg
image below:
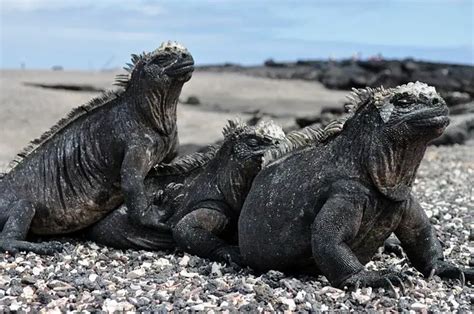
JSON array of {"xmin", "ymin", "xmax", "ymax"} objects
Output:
[
  {"xmin": 173, "ymin": 208, "xmax": 241, "ymax": 264},
  {"xmin": 0, "ymin": 200, "xmax": 62, "ymax": 255},
  {"xmin": 312, "ymin": 195, "xmax": 408, "ymax": 289},
  {"xmin": 395, "ymin": 195, "xmax": 473, "ymax": 283},
  {"xmin": 121, "ymin": 145, "xmax": 169, "ymax": 229}
]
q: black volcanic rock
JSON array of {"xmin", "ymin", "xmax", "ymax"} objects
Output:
[{"xmin": 199, "ymin": 59, "xmax": 474, "ymax": 97}]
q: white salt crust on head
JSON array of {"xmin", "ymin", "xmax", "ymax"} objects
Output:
[{"xmin": 255, "ymin": 120, "xmax": 286, "ymax": 140}]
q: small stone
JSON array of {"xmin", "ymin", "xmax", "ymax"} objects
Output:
[
  {"xmin": 126, "ymin": 268, "xmax": 146, "ymax": 279},
  {"xmin": 102, "ymin": 299, "xmax": 135, "ymax": 312},
  {"xmin": 78, "ymin": 260, "xmax": 89, "ymax": 267},
  {"xmin": 280, "ymin": 297, "xmax": 296, "ymax": 311},
  {"xmin": 411, "ymin": 302, "xmax": 428, "ymax": 310},
  {"xmin": 179, "ymin": 255, "xmax": 190, "ymax": 266},
  {"xmin": 351, "ymin": 287, "xmax": 372, "ymax": 304},
  {"xmin": 32, "ymin": 266, "xmax": 43, "ymax": 276},
  {"xmin": 211, "ymin": 263, "xmax": 223, "ymax": 277},
  {"xmin": 21, "ymin": 276, "xmax": 36, "ymax": 284},
  {"xmin": 88, "ymin": 274, "xmax": 98, "ymax": 282},
  {"xmin": 295, "ymin": 290, "xmax": 306, "ymax": 303},
  {"xmin": 155, "ymin": 258, "xmax": 170, "ymax": 267},
  {"xmin": 180, "ymin": 269, "xmax": 198, "ymax": 278},
  {"xmin": 190, "ymin": 303, "xmax": 205, "ymax": 311},
  {"xmin": 184, "ymin": 95, "xmax": 200, "ymax": 105},
  {"xmin": 21, "ymin": 286, "xmax": 35, "ymax": 299},
  {"xmin": 319, "ymin": 286, "xmax": 345, "ymax": 300}
]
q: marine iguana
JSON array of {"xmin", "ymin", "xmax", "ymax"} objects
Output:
[
  {"xmin": 0, "ymin": 41, "xmax": 194, "ymax": 254},
  {"xmin": 82, "ymin": 120, "xmax": 287, "ymax": 262},
  {"xmin": 238, "ymin": 82, "xmax": 473, "ymax": 288}
]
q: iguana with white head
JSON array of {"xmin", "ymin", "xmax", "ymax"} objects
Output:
[
  {"xmin": 238, "ymin": 82, "xmax": 473, "ymax": 288},
  {"xmin": 83, "ymin": 120, "xmax": 287, "ymax": 262},
  {"xmin": 0, "ymin": 41, "xmax": 194, "ymax": 254}
]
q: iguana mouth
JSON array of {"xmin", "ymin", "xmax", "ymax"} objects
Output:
[
  {"xmin": 410, "ymin": 107, "xmax": 449, "ymax": 129},
  {"xmin": 165, "ymin": 60, "xmax": 195, "ymax": 78}
]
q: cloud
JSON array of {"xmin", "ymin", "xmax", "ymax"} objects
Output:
[
  {"xmin": 55, "ymin": 27, "xmax": 156, "ymax": 41},
  {"xmin": 0, "ymin": 0, "xmax": 165, "ymax": 16},
  {"xmin": 1, "ymin": 0, "xmax": 92, "ymax": 11}
]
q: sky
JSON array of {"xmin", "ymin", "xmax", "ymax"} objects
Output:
[{"xmin": 0, "ymin": 0, "xmax": 473, "ymax": 70}]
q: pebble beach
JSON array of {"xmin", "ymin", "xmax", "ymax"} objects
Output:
[{"xmin": 0, "ymin": 70, "xmax": 472, "ymax": 311}]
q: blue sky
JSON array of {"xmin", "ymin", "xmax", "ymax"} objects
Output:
[{"xmin": 0, "ymin": 0, "xmax": 472, "ymax": 69}]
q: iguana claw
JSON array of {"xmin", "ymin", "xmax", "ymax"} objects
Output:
[
  {"xmin": 340, "ymin": 269, "xmax": 411, "ymax": 293},
  {"xmin": 427, "ymin": 261, "xmax": 472, "ymax": 286},
  {"xmin": 384, "ymin": 278, "xmax": 399, "ymax": 298}
]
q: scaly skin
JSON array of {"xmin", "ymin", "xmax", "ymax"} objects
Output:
[
  {"xmin": 238, "ymin": 82, "xmax": 473, "ymax": 289},
  {"xmin": 0, "ymin": 41, "xmax": 194, "ymax": 255},
  {"xmin": 83, "ymin": 120, "xmax": 284, "ymax": 264}
]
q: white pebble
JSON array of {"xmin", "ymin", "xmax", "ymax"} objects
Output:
[
  {"xmin": 88, "ymin": 274, "xmax": 98, "ymax": 282},
  {"xmin": 411, "ymin": 302, "xmax": 428, "ymax": 310},
  {"xmin": 126, "ymin": 268, "xmax": 146, "ymax": 279},
  {"xmin": 179, "ymin": 255, "xmax": 190, "ymax": 266}
]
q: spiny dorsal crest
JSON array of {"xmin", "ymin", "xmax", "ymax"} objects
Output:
[
  {"xmin": 222, "ymin": 118, "xmax": 248, "ymax": 138},
  {"xmin": 156, "ymin": 119, "xmax": 252, "ymax": 176},
  {"xmin": 115, "ymin": 40, "xmax": 189, "ymax": 88},
  {"xmin": 262, "ymin": 120, "xmax": 345, "ymax": 167},
  {"xmin": 5, "ymin": 90, "xmax": 121, "ymax": 174},
  {"xmin": 153, "ymin": 145, "xmax": 221, "ymax": 176},
  {"xmin": 156, "ymin": 119, "xmax": 284, "ymax": 176}
]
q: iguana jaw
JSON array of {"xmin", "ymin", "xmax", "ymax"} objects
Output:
[{"xmin": 407, "ymin": 107, "xmax": 449, "ymax": 134}]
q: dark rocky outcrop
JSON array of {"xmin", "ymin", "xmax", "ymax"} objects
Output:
[{"xmin": 199, "ymin": 59, "xmax": 474, "ymax": 97}]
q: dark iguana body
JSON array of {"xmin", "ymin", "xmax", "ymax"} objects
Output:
[
  {"xmin": 0, "ymin": 41, "xmax": 194, "ymax": 254},
  {"xmin": 239, "ymin": 82, "xmax": 473, "ymax": 288},
  {"xmin": 83, "ymin": 120, "xmax": 285, "ymax": 262}
]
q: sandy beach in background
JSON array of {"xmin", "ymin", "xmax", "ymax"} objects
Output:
[{"xmin": 0, "ymin": 69, "xmax": 346, "ymax": 169}]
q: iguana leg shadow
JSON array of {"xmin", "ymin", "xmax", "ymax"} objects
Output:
[
  {"xmin": 0, "ymin": 200, "xmax": 62, "ymax": 254},
  {"xmin": 173, "ymin": 208, "xmax": 241, "ymax": 264}
]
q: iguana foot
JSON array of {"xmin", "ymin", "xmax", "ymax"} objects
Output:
[
  {"xmin": 339, "ymin": 269, "xmax": 412, "ymax": 293},
  {"xmin": 136, "ymin": 205, "xmax": 172, "ymax": 231},
  {"xmin": 0, "ymin": 239, "xmax": 63, "ymax": 255},
  {"xmin": 427, "ymin": 261, "xmax": 473, "ymax": 285},
  {"xmin": 213, "ymin": 246, "xmax": 243, "ymax": 266},
  {"xmin": 152, "ymin": 183, "xmax": 184, "ymax": 206}
]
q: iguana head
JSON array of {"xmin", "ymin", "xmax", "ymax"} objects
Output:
[
  {"xmin": 222, "ymin": 119, "xmax": 285, "ymax": 171},
  {"xmin": 115, "ymin": 41, "xmax": 194, "ymax": 135},
  {"xmin": 346, "ymin": 81, "xmax": 449, "ymax": 141},
  {"xmin": 343, "ymin": 82, "xmax": 449, "ymax": 201},
  {"xmin": 217, "ymin": 119, "xmax": 285, "ymax": 209},
  {"xmin": 117, "ymin": 41, "xmax": 194, "ymax": 87}
]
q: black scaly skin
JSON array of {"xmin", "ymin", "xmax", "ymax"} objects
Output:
[
  {"xmin": 83, "ymin": 121, "xmax": 283, "ymax": 263},
  {"xmin": 0, "ymin": 41, "xmax": 194, "ymax": 255},
  {"xmin": 238, "ymin": 82, "xmax": 473, "ymax": 289}
]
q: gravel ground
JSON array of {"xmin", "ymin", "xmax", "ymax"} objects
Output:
[{"xmin": 0, "ymin": 144, "xmax": 472, "ymax": 312}]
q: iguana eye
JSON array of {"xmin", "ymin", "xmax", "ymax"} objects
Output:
[
  {"xmin": 247, "ymin": 138, "xmax": 260, "ymax": 147},
  {"xmin": 396, "ymin": 98, "xmax": 413, "ymax": 107}
]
